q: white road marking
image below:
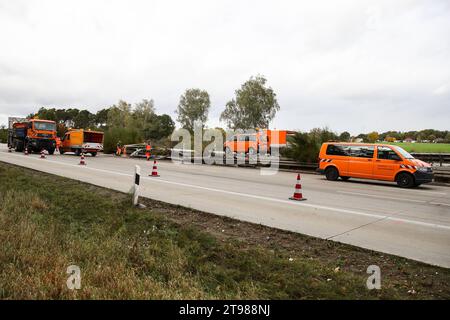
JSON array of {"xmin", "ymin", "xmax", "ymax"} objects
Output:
[
  {"xmin": 337, "ymin": 191, "xmax": 426, "ymax": 203},
  {"xmin": 2, "ymin": 152, "xmax": 450, "ymax": 231}
]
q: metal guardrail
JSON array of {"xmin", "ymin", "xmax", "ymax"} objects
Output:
[
  {"xmin": 410, "ymin": 153, "xmax": 450, "ymax": 166},
  {"xmin": 166, "ymin": 151, "xmax": 450, "ymax": 182}
]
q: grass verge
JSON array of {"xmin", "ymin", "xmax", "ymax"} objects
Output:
[
  {"xmin": 385, "ymin": 142, "xmax": 450, "ymax": 153},
  {"xmin": 0, "ymin": 162, "xmax": 449, "ymax": 299}
]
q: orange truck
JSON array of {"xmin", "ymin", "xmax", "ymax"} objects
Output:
[
  {"xmin": 60, "ymin": 129, "xmax": 104, "ymax": 156},
  {"xmin": 7, "ymin": 117, "xmax": 57, "ymax": 154},
  {"xmin": 224, "ymin": 129, "xmax": 295, "ymax": 155},
  {"xmin": 317, "ymin": 142, "xmax": 433, "ymax": 188}
]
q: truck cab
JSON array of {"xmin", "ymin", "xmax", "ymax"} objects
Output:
[{"xmin": 8, "ymin": 118, "xmax": 57, "ymax": 154}]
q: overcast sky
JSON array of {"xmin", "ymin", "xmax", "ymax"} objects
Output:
[{"xmin": 0, "ymin": 0, "xmax": 449, "ymax": 134}]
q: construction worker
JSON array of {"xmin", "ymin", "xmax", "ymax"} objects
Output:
[
  {"xmin": 145, "ymin": 142, "xmax": 151, "ymax": 161},
  {"xmin": 116, "ymin": 141, "xmax": 123, "ymax": 156}
]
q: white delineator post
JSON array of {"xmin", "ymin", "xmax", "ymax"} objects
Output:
[{"xmin": 133, "ymin": 165, "xmax": 141, "ymax": 206}]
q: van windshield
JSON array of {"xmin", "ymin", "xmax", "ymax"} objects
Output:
[{"xmin": 393, "ymin": 146, "xmax": 414, "ymax": 159}]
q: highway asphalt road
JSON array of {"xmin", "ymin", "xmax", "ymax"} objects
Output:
[{"xmin": 1, "ymin": 144, "xmax": 449, "ymax": 268}]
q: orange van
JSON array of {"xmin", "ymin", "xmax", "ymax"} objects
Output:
[
  {"xmin": 317, "ymin": 142, "xmax": 433, "ymax": 187},
  {"xmin": 224, "ymin": 130, "xmax": 294, "ymax": 155}
]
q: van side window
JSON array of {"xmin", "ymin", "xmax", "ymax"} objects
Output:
[
  {"xmin": 348, "ymin": 146, "xmax": 374, "ymax": 158},
  {"xmin": 377, "ymin": 146, "xmax": 400, "ymax": 160},
  {"xmin": 238, "ymin": 135, "xmax": 247, "ymax": 142},
  {"xmin": 326, "ymin": 144, "xmax": 348, "ymax": 156}
]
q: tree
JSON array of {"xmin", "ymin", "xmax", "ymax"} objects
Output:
[
  {"xmin": 74, "ymin": 110, "xmax": 94, "ymax": 128},
  {"xmin": 107, "ymin": 100, "xmax": 132, "ymax": 128},
  {"xmin": 220, "ymin": 75, "xmax": 280, "ymax": 130},
  {"xmin": 95, "ymin": 108, "xmax": 109, "ymax": 127},
  {"xmin": 133, "ymin": 99, "xmax": 156, "ymax": 130},
  {"xmin": 445, "ymin": 132, "xmax": 450, "ymax": 143},
  {"xmin": 176, "ymin": 89, "xmax": 210, "ymax": 132},
  {"xmin": 145, "ymin": 114, "xmax": 175, "ymax": 141},
  {"xmin": 339, "ymin": 131, "xmax": 351, "ymax": 142},
  {"xmin": 367, "ymin": 131, "xmax": 379, "ymax": 143}
]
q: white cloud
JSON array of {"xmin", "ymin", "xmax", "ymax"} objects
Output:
[{"xmin": 0, "ymin": 0, "xmax": 449, "ymax": 134}]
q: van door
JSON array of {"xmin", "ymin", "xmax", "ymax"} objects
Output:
[
  {"xmin": 347, "ymin": 145, "xmax": 375, "ymax": 178},
  {"xmin": 373, "ymin": 146, "xmax": 402, "ymax": 181}
]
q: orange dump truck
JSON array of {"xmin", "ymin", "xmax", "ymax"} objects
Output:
[
  {"xmin": 60, "ymin": 129, "xmax": 104, "ymax": 156},
  {"xmin": 224, "ymin": 129, "xmax": 295, "ymax": 155},
  {"xmin": 7, "ymin": 117, "xmax": 57, "ymax": 154}
]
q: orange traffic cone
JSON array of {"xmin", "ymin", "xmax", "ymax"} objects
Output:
[
  {"xmin": 40, "ymin": 149, "xmax": 46, "ymax": 159},
  {"xmin": 290, "ymin": 174, "xmax": 306, "ymax": 201},
  {"xmin": 24, "ymin": 147, "xmax": 29, "ymax": 155},
  {"xmin": 79, "ymin": 153, "xmax": 86, "ymax": 165},
  {"xmin": 149, "ymin": 160, "xmax": 160, "ymax": 177}
]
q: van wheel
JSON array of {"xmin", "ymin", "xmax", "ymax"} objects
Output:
[
  {"xmin": 341, "ymin": 176, "xmax": 350, "ymax": 181},
  {"xmin": 91, "ymin": 152, "xmax": 97, "ymax": 157},
  {"xmin": 325, "ymin": 167, "xmax": 339, "ymax": 181},
  {"xmin": 396, "ymin": 172, "xmax": 414, "ymax": 188},
  {"xmin": 75, "ymin": 149, "xmax": 81, "ymax": 156}
]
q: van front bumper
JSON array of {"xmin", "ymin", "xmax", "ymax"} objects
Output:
[{"xmin": 413, "ymin": 170, "xmax": 434, "ymax": 184}]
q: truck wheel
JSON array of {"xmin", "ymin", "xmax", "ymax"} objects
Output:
[
  {"xmin": 15, "ymin": 142, "xmax": 24, "ymax": 152},
  {"xmin": 325, "ymin": 166, "xmax": 339, "ymax": 181},
  {"xmin": 75, "ymin": 149, "xmax": 81, "ymax": 156},
  {"xmin": 59, "ymin": 149, "xmax": 64, "ymax": 155},
  {"xmin": 91, "ymin": 152, "xmax": 97, "ymax": 157},
  {"xmin": 48, "ymin": 149, "xmax": 55, "ymax": 155},
  {"xmin": 396, "ymin": 172, "xmax": 414, "ymax": 188}
]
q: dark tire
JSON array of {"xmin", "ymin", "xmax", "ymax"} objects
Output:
[
  {"xmin": 396, "ymin": 172, "xmax": 415, "ymax": 188},
  {"xmin": 59, "ymin": 149, "xmax": 64, "ymax": 155},
  {"xmin": 48, "ymin": 148, "xmax": 55, "ymax": 155},
  {"xmin": 75, "ymin": 149, "xmax": 81, "ymax": 156},
  {"xmin": 91, "ymin": 152, "xmax": 97, "ymax": 157},
  {"xmin": 341, "ymin": 176, "xmax": 350, "ymax": 181},
  {"xmin": 15, "ymin": 141, "xmax": 24, "ymax": 152},
  {"xmin": 325, "ymin": 166, "xmax": 339, "ymax": 181}
]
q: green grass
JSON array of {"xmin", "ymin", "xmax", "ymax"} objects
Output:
[
  {"xmin": 0, "ymin": 162, "xmax": 449, "ymax": 299},
  {"xmin": 384, "ymin": 142, "xmax": 450, "ymax": 153}
]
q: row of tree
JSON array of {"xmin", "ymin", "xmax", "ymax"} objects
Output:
[{"xmin": 175, "ymin": 75, "xmax": 279, "ymax": 132}]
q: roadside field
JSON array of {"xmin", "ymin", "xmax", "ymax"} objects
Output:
[
  {"xmin": 0, "ymin": 162, "xmax": 449, "ymax": 299},
  {"xmin": 385, "ymin": 142, "xmax": 450, "ymax": 153}
]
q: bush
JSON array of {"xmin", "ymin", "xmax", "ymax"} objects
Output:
[
  {"xmin": 283, "ymin": 128, "xmax": 338, "ymax": 163},
  {"xmin": 0, "ymin": 129, "xmax": 7, "ymax": 144},
  {"xmin": 103, "ymin": 127, "xmax": 143, "ymax": 153}
]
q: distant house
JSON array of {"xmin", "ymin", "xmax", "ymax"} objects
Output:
[
  {"xmin": 353, "ymin": 138, "xmax": 364, "ymax": 143},
  {"xmin": 403, "ymin": 137, "xmax": 414, "ymax": 143}
]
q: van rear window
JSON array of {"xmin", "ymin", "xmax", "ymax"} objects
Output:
[
  {"xmin": 326, "ymin": 144, "xmax": 374, "ymax": 158},
  {"xmin": 326, "ymin": 144, "xmax": 348, "ymax": 156}
]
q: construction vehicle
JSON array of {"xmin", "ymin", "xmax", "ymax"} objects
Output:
[
  {"xmin": 60, "ymin": 129, "xmax": 104, "ymax": 156},
  {"xmin": 224, "ymin": 129, "xmax": 295, "ymax": 155},
  {"xmin": 7, "ymin": 117, "xmax": 57, "ymax": 154}
]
